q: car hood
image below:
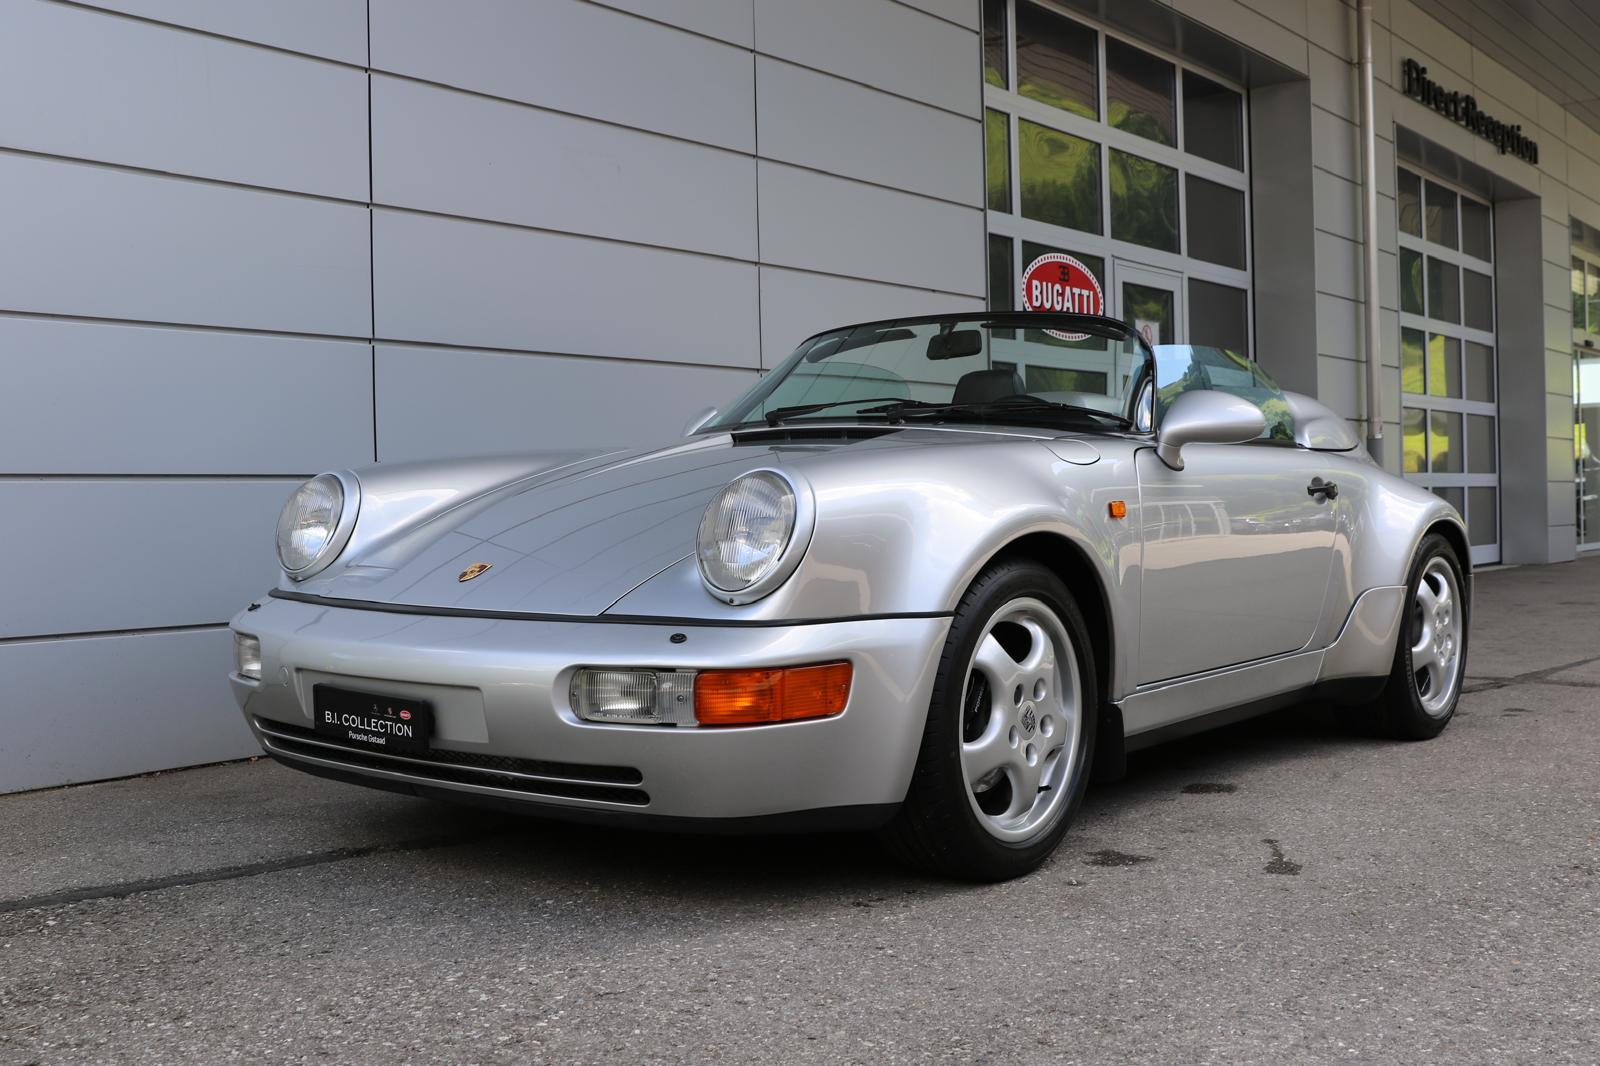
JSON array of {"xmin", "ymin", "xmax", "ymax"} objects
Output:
[{"xmin": 293, "ymin": 425, "xmax": 1078, "ymax": 617}]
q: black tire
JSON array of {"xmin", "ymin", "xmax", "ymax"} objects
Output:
[
  {"xmin": 884, "ymin": 559, "xmax": 1098, "ymax": 881},
  {"xmin": 1368, "ymin": 532, "xmax": 1469, "ymax": 740}
]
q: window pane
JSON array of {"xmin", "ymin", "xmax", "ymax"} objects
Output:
[
  {"xmin": 1398, "ymin": 169, "xmax": 1422, "ymax": 238},
  {"xmin": 1109, "ymin": 149, "xmax": 1178, "ymax": 252},
  {"xmin": 1181, "ymin": 70, "xmax": 1242, "ymax": 169},
  {"xmin": 1401, "ymin": 327, "xmax": 1425, "ymax": 394},
  {"xmin": 1424, "ymin": 180, "xmax": 1458, "ymax": 249},
  {"xmin": 1430, "ymin": 410, "xmax": 1463, "ymax": 472},
  {"xmin": 988, "ymin": 234, "xmax": 1013, "ymax": 311},
  {"xmin": 1464, "ymin": 341, "xmax": 1495, "ymax": 402},
  {"xmin": 1188, "ymin": 278, "xmax": 1249, "ymax": 355},
  {"xmin": 985, "ymin": 109, "xmax": 1011, "ymax": 213},
  {"xmin": 1462, "ymin": 269, "xmax": 1493, "ymax": 331},
  {"xmin": 1018, "ymin": 119, "xmax": 1101, "ymax": 233},
  {"xmin": 1021, "ymin": 240, "xmax": 1104, "ymax": 349},
  {"xmin": 1427, "ymin": 257, "xmax": 1461, "ymax": 323},
  {"xmin": 1461, "ymin": 197, "xmax": 1491, "ymax": 259},
  {"xmin": 1403, "ymin": 406, "xmax": 1428, "ymax": 473},
  {"xmin": 1016, "ymin": 2, "xmax": 1098, "ymax": 120},
  {"xmin": 1106, "ymin": 37, "xmax": 1175, "ymax": 146},
  {"xmin": 1434, "ymin": 486, "xmax": 1465, "ymax": 514},
  {"xmin": 1467, "ymin": 414, "xmax": 1496, "ymax": 473},
  {"xmin": 983, "ymin": 0, "xmax": 1007, "ymax": 88},
  {"xmin": 1589, "ymin": 262, "xmax": 1600, "ymax": 332},
  {"xmin": 1400, "ymin": 248, "xmax": 1425, "ymax": 314},
  {"xmin": 1185, "ymin": 175, "xmax": 1246, "ymax": 269},
  {"xmin": 1577, "ymin": 258, "xmax": 1590, "ymax": 331},
  {"xmin": 1122, "ymin": 282, "xmax": 1174, "ymax": 346},
  {"xmin": 1468, "ymin": 487, "xmax": 1497, "ymax": 546},
  {"xmin": 1427, "ymin": 334, "xmax": 1461, "ymax": 398}
]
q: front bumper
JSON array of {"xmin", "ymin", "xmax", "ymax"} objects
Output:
[{"xmin": 229, "ymin": 595, "xmax": 949, "ymax": 828}]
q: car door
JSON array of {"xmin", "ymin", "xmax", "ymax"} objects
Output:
[{"xmin": 1134, "ymin": 347, "xmax": 1338, "ymax": 685}]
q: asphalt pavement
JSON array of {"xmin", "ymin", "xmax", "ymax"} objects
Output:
[{"xmin": 2, "ymin": 556, "xmax": 1598, "ymax": 1064}]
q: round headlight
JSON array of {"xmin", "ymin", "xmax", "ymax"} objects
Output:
[
  {"xmin": 276, "ymin": 473, "xmax": 350, "ymax": 577},
  {"xmin": 696, "ymin": 471, "xmax": 808, "ymax": 601}
]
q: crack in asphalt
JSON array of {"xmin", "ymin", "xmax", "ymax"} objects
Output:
[
  {"xmin": 0, "ymin": 831, "xmax": 500, "ymax": 917},
  {"xmin": 1464, "ymin": 653, "xmax": 1600, "ymax": 693}
]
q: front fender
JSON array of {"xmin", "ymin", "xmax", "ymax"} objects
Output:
[{"xmin": 606, "ymin": 438, "xmax": 1140, "ymax": 692}]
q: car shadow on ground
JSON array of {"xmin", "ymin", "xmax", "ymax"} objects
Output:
[{"xmin": 383, "ymin": 701, "xmax": 1385, "ymax": 899}]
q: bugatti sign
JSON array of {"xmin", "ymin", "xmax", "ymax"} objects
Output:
[{"xmin": 1020, "ymin": 253, "xmax": 1104, "ymax": 340}]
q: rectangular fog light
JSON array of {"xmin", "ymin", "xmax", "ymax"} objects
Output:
[
  {"xmin": 234, "ymin": 633, "xmax": 262, "ymax": 680},
  {"xmin": 570, "ymin": 668, "xmax": 697, "ymax": 726}
]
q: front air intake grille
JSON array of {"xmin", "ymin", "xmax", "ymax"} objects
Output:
[{"xmin": 254, "ymin": 717, "xmax": 648, "ymax": 806}]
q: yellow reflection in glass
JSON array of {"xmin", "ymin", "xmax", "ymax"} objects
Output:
[
  {"xmin": 1401, "ymin": 329, "xmax": 1424, "ymax": 394},
  {"xmin": 1402, "ymin": 407, "xmax": 1427, "ymax": 473},
  {"xmin": 1427, "ymin": 334, "xmax": 1460, "ymax": 398}
]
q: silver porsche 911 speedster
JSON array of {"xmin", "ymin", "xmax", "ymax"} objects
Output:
[{"xmin": 230, "ymin": 312, "xmax": 1469, "ymax": 880}]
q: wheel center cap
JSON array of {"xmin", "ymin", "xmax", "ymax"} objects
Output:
[{"xmin": 1020, "ymin": 704, "xmax": 1037, "ymax": 737}]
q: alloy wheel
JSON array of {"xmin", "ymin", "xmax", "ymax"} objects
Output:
[
  {"xmin": 1410, "ymin": 556, "xmax": 1463, "ymax": 716},
  {"xmin": 957, "ymin": 597, "xmax": 1083, "ymax": 843}
]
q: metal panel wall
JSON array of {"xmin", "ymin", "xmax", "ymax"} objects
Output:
[
  {"xmin": 0, "ymin": 318, "xmax": 372, "ymax": 475},
  {"xmin": 0, "ymin": 0, "xmax": 984, "ymax": 792}
]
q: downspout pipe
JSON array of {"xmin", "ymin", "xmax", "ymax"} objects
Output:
[{"xmin": 1357, "ymin": 0, "xmax": 1385, "ymax": 463}]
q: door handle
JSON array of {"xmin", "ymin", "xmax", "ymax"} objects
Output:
[{"xmin": 1307, "ymin": 478, "xmax": 1338, "ymax": 500}]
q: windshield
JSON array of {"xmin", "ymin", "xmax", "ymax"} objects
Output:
[{"xmin": 708, "ymin": 314, "xmax": 1151, "ymax": 431}]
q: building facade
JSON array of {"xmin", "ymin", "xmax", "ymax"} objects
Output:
[{"xmin": 2, "ymin": 0, "xmax": 1597, "ymax": 791}]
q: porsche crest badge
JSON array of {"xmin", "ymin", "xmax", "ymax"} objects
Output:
[{"xmin": 457, "ymin": 562, "xmax": 492, "ymax": 582}]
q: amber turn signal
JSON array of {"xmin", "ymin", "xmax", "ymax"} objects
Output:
[
  {"xmin": 1107, "ymin": 499, "xmax": 1128, "ymax": 519},
  {"xmin": 694, "ymin": 661, "xmax": 853, "ymax": 727}
]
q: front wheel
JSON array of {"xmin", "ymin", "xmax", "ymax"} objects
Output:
[
  {"xmin": 885, "ymin": 560, "xmax": 1098, "ymax": 881},
  {"xmin": 1370, "ymin": 533, "xmax": 1469, "ymax": 739}
]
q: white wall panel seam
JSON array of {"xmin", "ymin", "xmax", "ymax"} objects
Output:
[
  {"xmin": 371, "ymin": 203, "xmax": 983, "ymax": 298},
  {"xmin": 378, "ymin": 340, "xmax": 768, "ymax": 376},
  {"xmin": 46, "ymin": 0, "xmax": 368, "ymax": 70},
  {"xmin": 579, "ymin": 0, "xmax": 978, "ymax": 46},
  {"xmin": 749, "ymin": 51, "xmax": 979, "ymax": 124},
  {"xmin": 366, "ymin": 44, "xmax": 979, "ymax": 129},
  {"xmin": 883, "ymin": 0, "xmax": 980, "ymax": 33},
  {"xmin": 751, "ymin": 0, "xmax": 764, "ymax": 370},
  {"xmin": 367, "ymin": 64, "xmax": 984, "ymax": 200},
  {"xmin": 0, "ymin": 146, "xmax": 370, "ymax": 208},
  {"xmin": 577, "ymin": 0, "xmax": 753, "ymax": 48},
  {"xmin": 3, "ymin": 1, "xmax": 367, "ymax": 200}
]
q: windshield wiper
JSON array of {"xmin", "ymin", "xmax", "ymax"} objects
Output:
[
  {"xmin": 761, "ymin": 397, "xmax": 943, "ymax": 426},
  {"xmin": 861, "ymin": 396, "xmax": 1132, "ymax": 429}
]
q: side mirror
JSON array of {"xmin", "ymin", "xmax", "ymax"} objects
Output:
[
  {"xmin": 682, "ymin": 406, "xmax": 720, "ymax": 436},
  {"xmin": 1155, "ymin": 389, "xmax": 1266, "ymax": 470}
]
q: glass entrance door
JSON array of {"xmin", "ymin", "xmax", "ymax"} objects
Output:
[
  {"xmin": 1578, "ymin": 349, "xmax": 1600, "ymax": 547},
  {"xmin": 1113, "ymin": 260, "xmax": 1183, "ymax": 348},
  {"xmin": 1576, "ymin": 251, "xmax": 1600, "ymax": 549}
]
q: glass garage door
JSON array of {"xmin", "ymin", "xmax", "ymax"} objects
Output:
[
  {"xmin": 981, "ymin": 0, "xmax": 1252, "ymax": 356},
  {"xmin": 1397, "ymin": 167, "xmax": 1500, "ymax": 565}
]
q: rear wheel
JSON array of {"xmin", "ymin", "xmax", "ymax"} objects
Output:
[
  {"xmin": 886, "ymin": 560, "xmax": 1097, "ymax": 881},
  {"xmin": 1370, "ymin": 533, "xmax": 1468, "ymax": 739}
]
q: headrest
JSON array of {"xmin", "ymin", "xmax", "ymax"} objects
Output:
[{"xmin": 952, "ymin": 367, "xmax": 1025, "ymax": 406}]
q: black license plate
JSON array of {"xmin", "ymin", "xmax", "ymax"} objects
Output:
[{"xmin": 312, "ymin": 685, "xmax": 434, "ymax": 756}]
